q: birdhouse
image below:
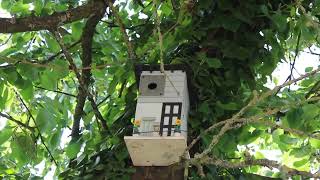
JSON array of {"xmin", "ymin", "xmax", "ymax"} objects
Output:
[{"xmin": 124, "ymin": 64, "xmax": 191, "ymax": 166}]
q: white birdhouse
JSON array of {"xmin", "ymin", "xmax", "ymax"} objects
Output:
[{"xmin": 124, "ymin": 64, "xmax": 191, "ymax": 166}]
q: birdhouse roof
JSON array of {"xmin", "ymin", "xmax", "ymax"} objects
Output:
[{"xmin": 134, "ymin": 64, "xmax": 196, "ymax": 105}]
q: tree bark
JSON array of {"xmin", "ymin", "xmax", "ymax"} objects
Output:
[
  {"xmin": 132, "ymin": 166, "xmax": 184, "ymax": 180},
  {"xmin": 0, "ymin": 1, "xmax": 100, "ymax": 33}
]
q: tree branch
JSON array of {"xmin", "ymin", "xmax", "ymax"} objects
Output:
[
  {"xmin": 189, "ymin": 67, "xmax": 320, "ymax": 159},
  {"xmin": 0, "ymin": 2, "xmax": 101, "ymax": 33},
  {"xmin": 108, "ymin": 1, "xmax": 137, "ymax": 61},
  {"xmin": 193, "ymin": 156, "xmax": 320, "ymax": 179},
  {"xmin": 53, "ymin": 0, "xmax": 108, "ymax": 140},
  {"xmin": 76, "ymin": 0, "xmax": 108, "ymax": 135},
  {"xmin": 35, "ymin": 86, "xmax": 77, "ymax": 97},
  {"xmin": 0, "ymin": 112, "xmax": 35, "ymax": 132}
]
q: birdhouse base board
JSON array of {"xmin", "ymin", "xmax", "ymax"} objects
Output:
[{"xmin": 124, "ymin": 136, "xmax": 189, "ymax": 166}]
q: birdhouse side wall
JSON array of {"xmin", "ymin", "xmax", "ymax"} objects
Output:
[{"xmin": 180, "ymin": 77, "xmax": 189, "ymax": 139}]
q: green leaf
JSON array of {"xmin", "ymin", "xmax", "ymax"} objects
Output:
[
  {"xmin": 217, "ymin": 101, "xmax": 238, "ymax": 110},
  {"xmin": 39, "ymin": 70, "xmax": 58, "ymax": 90},
  {"xmin": 285, "ymin": 108, "xmax": 304, "ymax": 129},
  {"xmin": 305, "ymin": 67, "xmax": 313, "ymax": 72},
  {"xmin": 53, "ymin": 59, "xmax": 69, "ymax": 79},
  {"xmin": 290, "ymin": 146, "xmax": 311, "ymax": 158},
  {"xmin": 199, "ymin": 102, "xmax": 210, "ymax": 113},
  {"xmin": 293, "ymin": 158, "xmax": 309, "ymax": 168},
  {"xmin": 20, "ymin": 82, "xmax": 34, "ymax": 101},
  {"xmin": 11, "ymin": 1, "xmax": 30, "ymax": 14},
  {"xmin": 11, "ymin": 134, "xmax": 35, "ymax": 166},
  {"xmin": 34, "ymin": 0, "xmax": 44, "ymax": 15},
  {"xmin": 271, "ymin": 13, "xmax": 287, "ymax": 32},
  {"xmin": 310, "ymin": 138, "xmax": 320, "ymax": 148},
  {"xmin": 279, "ymin": 134, "xmax": 299, "ymax": 145},
  {"xmin": 71, "ymin": 22, "xmax": 83, "ymax": 40},
  {"xmin": 0, "ymin": 128, "xmax": 12, "ymax": 145},
  {"xmin": 45, "ymin": 34, "xmax": 60, "ymax": 53},
  {"xmin": 302, "ymin": 104, "xmax": 319, "ymax": 120},
  {"xmin": 66, "ymin": 141, "xmax": 82, "ymax": 159},
  {"xmin": 49, "ymin": 130, "xmax": 62, "ymax": 149},
  {"xmin": 207, "ymin": 58, "xmax": 222, "ymax": 68},
  {"xmin": 1, "ymin": 0, "xmax": 13, "ymax": 9},
  {"xmin": 36, "ymin": 108, "xmax": 56, "ymax": 133}
]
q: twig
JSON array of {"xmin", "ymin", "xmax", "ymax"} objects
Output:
[
  {"xmin": 24, "ymin": 33, "xmax": 36, "ymax": 54},
  {"xmin": 193, "ymin": 156, "xmax": 320, "ymax": 178},
  {"xmin": 41, "ymin": 39, "xmax": 81, "ymax": 64},
  {"xmin": 101, "ymin": 20, "xmax": 150, "ymax": 30},
  {"xmin": 0, "ymin": 34, "xmax": 12, "ymax": 47},
  {"xmin": 0, "ymin": 112, "xmax": 35, "ymax": 132},
  {"xmin": 108, "ymin": 1, "xmax": 137, "ymax": 61},
  {"xmin": 118, "ymin": 80, "xmax": 127, "ymax": 98},
  {"xmin": 35, "ymin": 86, "xmax": 77, "ymax": 97},
  {"xmin": 191, "ymin": 67, "xmax": 320, "ymax": 158},
  {"xmin": 53, "ymin": 31, "xmax": 88, "ymax": 140},
  {"xmin": 96, "ymin": 94, "xmax": 111, "ymax": 107},
  {"xmin": 281, "ymin": 31, "xmax": 301, "ymax": 92},
  {"xmin": 14, "ymin": 90, "xmax": 58, "ymax": 166}
]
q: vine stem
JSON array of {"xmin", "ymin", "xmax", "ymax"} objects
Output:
[
  {"xmin": 153, "ymin": 0, "xmax": 180, "ymax": 95},
  {"xmin": 108, "ymin": 1, "xmax": 137, "ymax": 61}
]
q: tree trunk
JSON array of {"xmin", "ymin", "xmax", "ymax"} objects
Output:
[{"xmin": 132, "ymin": 166, "xmax": 184, "ymax": 180}]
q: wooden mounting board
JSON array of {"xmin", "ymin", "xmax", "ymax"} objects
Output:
[{"xmin": 124, "ymin": 136, "xmax": 189, "ymax": 166}]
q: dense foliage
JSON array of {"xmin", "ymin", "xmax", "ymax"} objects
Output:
[{"xmin": 0, "ymin": 0, "xmax": 320, "ymax": 179}]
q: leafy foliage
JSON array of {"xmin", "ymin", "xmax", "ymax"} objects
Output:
[{"xmin": 0, "ymin": 0, "xmax": 319, "ymax": 179}]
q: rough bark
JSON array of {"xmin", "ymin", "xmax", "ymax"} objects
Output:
[
  {"xmin": 71, "ymin": 0, "xmax": 108, "ymax": 139},
  {"xmin": 0, "ymin": 1, "xmax": 100, "ymax": 33},
  {"xmin": 132, "ymin": 166, "xmax": 184, "ymax": 180}
]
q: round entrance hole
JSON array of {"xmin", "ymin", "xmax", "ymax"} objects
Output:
[{"xmin": 148, "ymin": 82, "xmax": 157, "ymax": 90}]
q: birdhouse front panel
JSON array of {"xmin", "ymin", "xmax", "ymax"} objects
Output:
[
  {"xmin": 134, "ymin": 70, "xmax": 189, "ymax": 139},
  {"xmin": 124, "ymin": 64, "xmax": 191, "ymax": 166}
]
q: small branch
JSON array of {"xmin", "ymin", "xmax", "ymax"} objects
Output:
[
  {"xmin": 14, "ymin": 90, "xmax": 58, "ymax": 166},
  {"xmin": 88, "ymin": 96, "xmax": 108, "ymax": 130},
  {"xmin": 96, "ymin": 94, "xmax": 111, "ymax": 107},
  {"xmin": 304, "ymin": 47, "xmax": 320, "ymax": 56},
  {"xmin": 118, "ymin": 80, "xmax": 127, "ymax": 98},
  {"xmin": 24, "ymin": 33, "xmax": 36, "ymax": 54},
  {"xmin": 35, "ymin": 86, "xmax": 77, "ymax": 97},
  {"xmin": 108, "ymin": 1, "xmax": 137, "ymax": 61},
  {"xmin": 190, "ymin": 73, "xmax": 320, "ymax": 157},
  {"xmin": 192, "ymin": 156, "xmax": 320, "ymax": 179},
  {"xmin": 101, "ymin": 20, "xmax": 150, "ymax": 30},
  {"xmin": 0, "ymin": 34, "xmax": 12, "ymax": 47},
  {"xmin": 0, "ymin": 112, "xmax": 35, "ymax": 132},
  {"xmin": 53, "ymin": 31, "xmax": 86, "ymax": 140},
  {"xmin": 41, "ymin": 39, "xmax": 81, "ymax": 64},
  {"xmin": 305, "ymin": 80, "xmax": 320, "ymax": 98}
]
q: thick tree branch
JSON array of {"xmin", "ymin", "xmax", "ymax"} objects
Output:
[
  {"xmin": 53, "ymin": 0, "xmax": 108, "ymax": 140},
  {"xmin": 0, "ymin": 2, "xmax": 101, "ymax": 33},
  {"xmin": 78, "ymin": 0, "xmax": 108, "ymax": 134}
]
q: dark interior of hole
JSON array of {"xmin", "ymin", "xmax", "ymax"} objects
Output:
[{"xmin": 148, "ymin": 82, "xmax": 157, "ymax": 90}]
